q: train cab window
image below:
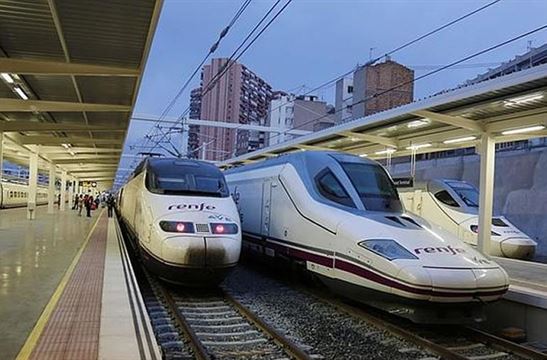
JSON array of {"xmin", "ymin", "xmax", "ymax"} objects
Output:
[
  {"xmin": 315, "ymin": 170, "xmax": 355, "ymax": 208},
  {"xmin": 146, "ymin": 159, "xmax": 229, "ymax": 197},
  {"xmin": 446, "ymin": 181, "xmax": 479, "ymax": 207},
  {"xmin": 340, "ymin": 162, "xmax": 402, "ymax": 213},
  {"xmin": 434, "ymin": 190, "xmax": 459, "ymax": 207}
]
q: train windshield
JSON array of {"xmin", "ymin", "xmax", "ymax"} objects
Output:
[
  {"xmin": 446, "ymin": 181, "xmax": 479, "ymax": 207},
  {"xmin": 340, "ymin": 162, "xmax": 402, "ymax": 212},
  {"xmin": 146, "ymin": 160, "xmax": 229, "ymax": 197}
]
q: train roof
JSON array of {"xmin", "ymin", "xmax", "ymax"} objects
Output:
[
  {"xmin": 224, "ymin": 150, "xmax": 378, "ymax": 174},
  {"xmin": 131, "ymin": 157, "xmax": 222, "ymax": 180}
]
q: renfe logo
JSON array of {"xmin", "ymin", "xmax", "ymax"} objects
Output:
[
  {"xmin": 414, "ymin": 245, "xmax": 466, "ymax": 255},
  {"xmin": 168, "ymin": 203, "xmax": 216, "ymax": 211}
]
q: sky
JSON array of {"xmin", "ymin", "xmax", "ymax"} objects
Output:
[{"xmin": 115, "ymin": 0, "xmax": 547, "ymax": 185}]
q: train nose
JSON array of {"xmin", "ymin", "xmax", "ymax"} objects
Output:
[
  {"xmin": 500, "ymin": 238, "xmax": 537, "ymax": 259},
  {"xmin": 424, "ymin": 267, "xmax": 509, "ymax": 302},
  {"xmin": 161, "ymin": 236, "xmax": 240, "ymax": 267}
]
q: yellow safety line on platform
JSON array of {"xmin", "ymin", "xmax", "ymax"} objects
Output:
[{"xmin": 16, "ymin": 209, "xmax": 105, "ymax": 360}]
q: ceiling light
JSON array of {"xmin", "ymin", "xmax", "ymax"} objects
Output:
[
  {"xmin": 61, "ymin": 143, "xmax": 70, "ymax": 149},
  {"xmin": 406, "ymin": 143, "xmax": 432, "ymax": 150},
  {"xmin": 375, "ymin": 148, "xmax": 396, "ymax": 155},
  {"xmin": 69, "ymin": 150, "xmax": 75, "ymax": 156},
  {"xmin": 359, "ymin": 154, "xmax": 368, "ymax": 157},
  {"xmin": 504, "ymin": 93, "xmax": 544, "ymax": 106},
  {"xmin": 1, "ymin": 73, "xmax": 14, "ymax": 84},
  {"xmin": 407, "ymin": 119, "xmax": 429, "ymax": 128},
  {"xmin": 443, "ymin": 136, "xmax": 477, "ymax": 144},
  {"xmin": 501, "ymin": 125, "xmax": 545, "ymax": 135},
  {"xmin": 14, "ymin": 86, "xmax": 28, "ymax": 100}
]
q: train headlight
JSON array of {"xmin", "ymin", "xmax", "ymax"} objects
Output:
[
  {"xmin": 159, "ymin": 221, "xmax": 195, "ymax": 233},
  {"xmin": 470, "ymin": 225, "xmax": 500, "ymax": 236},
  {"xmin": 210, "ymin": 223, "xmax": 238, "ymax": 234},
  {"xmin": 358, "ymin": 239, "xmax": 418, "ymax": 260}
]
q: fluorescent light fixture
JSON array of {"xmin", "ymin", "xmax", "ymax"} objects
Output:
[
  {"xmin": 61, "ymin": 143, "xmax": 70, "ymax": 149},
  {"xmin": 375, "ymin": 148, "xmax": 396, "ymax": 155},
  {"xmin": 406, "ymin": 143, "xmax": 432, "ymax": 150},
  {"xmin": 407, "ymin": 119, "xmax": 429, "ymax": 128},
  {"xmin": 501, "ymin": 125, "xmax": 545, "ymax": 135},
  {"xmin": 14, "ymin": 86, "xmax": 28, "ymax": 100},
  {"xmin": 69, "ymin": 150, "xmax": 75, "ymax": 156},
  {"xmin": 443, "ymin": 136, "xmax": 477, "ymax": 144},
  {"xmin": 504, "ymin": 93, "xmax": 544, "ymax": 106},
  {"xmin": 1, "ymin": 73, "xmax": 14, "ymax": 84},
  {"xmin": 359, "ymin": 154, "xmax": 368, "ymax": 157}
]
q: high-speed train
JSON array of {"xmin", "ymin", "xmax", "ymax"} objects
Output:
[
  {"xmin": 0, "ymin": 181, "xmax": 51, "ymax": 208},
  {"xmin": 117, "ymin": 158, "xmax": 241, "ymax": 285},
  {"xmin": 398, "ymin": 179, "xmax": 537, "ymax": 260},
  {"xmin": 225, "ymin": 151, "xmax": 509, "ymax": 323}
]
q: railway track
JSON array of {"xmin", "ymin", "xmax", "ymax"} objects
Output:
[
  {"xmin": 307, "ymin": 288, "xmax": 547, "ymax": 360},
  {"xmin": 140, "ymin": 271, "xmax": 315, "ymax": 360}
]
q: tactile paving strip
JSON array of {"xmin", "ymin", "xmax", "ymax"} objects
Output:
[{"xmin": 30, "ymin": 213, "xmax": 108, "ymax": 360}]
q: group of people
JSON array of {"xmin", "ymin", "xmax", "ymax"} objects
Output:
[{"xmin": 71, "ymin": 193, "xmax": 116, "ymax": 218}]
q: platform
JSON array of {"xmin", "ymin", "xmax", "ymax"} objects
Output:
[{"xmin": 0, "ymin": 206, "xmax": 159, "ymax": 360}]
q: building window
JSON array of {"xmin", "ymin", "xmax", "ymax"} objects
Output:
[{"xmin": 348, "ymin": 85, "xmax": 353, "ymax": 93}]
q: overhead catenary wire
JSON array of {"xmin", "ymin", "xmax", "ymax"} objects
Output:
[
  {"xmin": 137, "ymin": 0, "xmax": 505, "ymax": 162},
  {"xmin": 145, "ymin": 0, "xmax": 294, "ymax": 160},
  {"xmin": 116, "ymin": 0, "xmax": 254, "ymax": 186},
  {"xmin": 265, "ymin": 23, "xmax": 547, "ymax": 145}
]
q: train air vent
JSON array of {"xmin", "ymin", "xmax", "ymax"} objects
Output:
[
  {"xmin": 196, "ymin": 223, "xmax": 210, "ymax": 233},
  {"xmin": 492, "ymin": 218, "xmax": 508, "ymax": 227},
  {"xmin": 400, "ymin": 216, "xmax": 421, "ymax": 228},
  {"xmin": 385, "ymin": 216, "xmax": 405, "ymax": 226}
]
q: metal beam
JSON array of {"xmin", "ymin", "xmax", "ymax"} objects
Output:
[
  {"xmin": 295, "ymin": 144, "xmax": 331, "ymax": 151},
  {"xmin": 0, "ymin": 99, "xmax": 131, "ymax": 112},
  {"xmin": 412, "ymin": 110, "xmax": 483, "ymax": 132},
  {"xmin": 19, "ymin": 136, "xmax": 123, "ymax": 145},
  {"xmin": 41, "ymin": 147, "xmax": 122, "ymax": 155},
  {"xmin": 340, "ymin": 131, "xmax": 398, "ymax": 147},
  {"xmin": 0, "ymin": 58, "xmax": 139, "ymax": 76},
  {"xmin": 53, "ymin": 157, "xmax": 119, "ymax": 164},
  {"xmin": 0, "ymin": 121, "xmax": 126, "ymax": 132}
]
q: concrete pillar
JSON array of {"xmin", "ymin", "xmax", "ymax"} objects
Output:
[
  {"xmin": 27, "ymin": 151, "xmax": 38, "ymax": 220},
  {"xmin": 47, "ymin": 163, "xmax": 56, "ymax": 214},
  {"xmin": 68, "ymin": 176, "xmax": 74, "ymax": 210},
  {"xmin": 60, "ymin": 170, "xmax": 67, "ymax": 211},
  {"xmin": 477, "ymin": 134, "xmax": 495, "ymax": 256},
  {"xmin": 75, "ymin": 178, "xmax": 80, "ymax": 196}
]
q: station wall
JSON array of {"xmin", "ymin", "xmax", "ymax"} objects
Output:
[{"xmin": 390, "ymin": 148, "xmax": 547, "ymax": 258}]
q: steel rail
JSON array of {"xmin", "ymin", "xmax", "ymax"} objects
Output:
[
  {"xmin": 465, "ymin": 326, "xmax": 547, "ymax": 360},
  {"xmin": 158, "ymin": 286, "xmax": 211, "ymax": 360},
  {"xmin": 223, "ymin": 291, "xmax": 312, "ymax": 360}
]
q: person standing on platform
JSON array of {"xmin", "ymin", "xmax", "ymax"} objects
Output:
[
  {"xmin": 85, "ymin": 195, "xmax": 93, "ymax": 218},
  {"xmin": 106, "ymin": 194, "xmax": 115, "ymax": 218},
  {"xmin": 72, "ymin": 194, "xmax": 78, "ymax": 210},
  {"xmin": 78, "ymin": 195, "xmax": 84, "ymax": 216},
  {"xmin": 57, "ymin": 193, "xmax": 61, "ymax": 209}
]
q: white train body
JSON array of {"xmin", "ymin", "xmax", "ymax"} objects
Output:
[
  {"xmin": 118, "ymin": 158, "xmax": 241, "ymax": 285},
  {"xmin": 398, "ymin": 179, "xmax": 537, "ymax": 260},
  {"xmin": 0, "ymin": 181, "xmax": 54, "ymax": 208},
  {"xmin": 225, "ymin": 151, "xmax": 509, "ymax": 323}
]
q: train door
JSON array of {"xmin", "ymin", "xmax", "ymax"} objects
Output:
[{"xmin": 261, "ymin": 179, "xmax": 273, "ymax": 236}]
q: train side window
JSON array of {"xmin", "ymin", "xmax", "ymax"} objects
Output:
[
  {"xmin": 315, "ymin": 170, "xmax": 356, "ymax": 208},
  {"xmin": 9, "ymin": 191, "xmax": 13, "ymax": 198},
  {"xmin": 434, "ymin": 190, "xmax": 459, "ymax": 207}
]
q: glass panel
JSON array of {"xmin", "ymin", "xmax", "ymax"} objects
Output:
[
  {"xmin": 446, "ymin": 181, "xmax": 479, "ymax": 207},
  {"xmin": 340, "ymin": 162, "xmax": 402, "ymax": 212},
  {"xmin": 434, "ymin": 190, "xmax": 460, "ymax": 207},
  {"xmin": 316, "ymin": 170, "xmax": 355, "ymax": 208}
]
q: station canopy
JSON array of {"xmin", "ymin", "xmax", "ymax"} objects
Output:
[
  {"xmin": 220, "ymin": 64, "xmax": 547, "ymax": 167},
  {"xmin": 0, "ymin": 0, "xmax": 163, "ymax": 185}
]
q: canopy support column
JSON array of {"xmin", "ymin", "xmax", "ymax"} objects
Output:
[
  {"xmin": 68, "ymin": 176, "xmax": 74, "ymax": 210},
  {"xmin": 0, "ymin": 131, "xmax": 3, "ymax": 180},
  {"xmin": 48, "ymin": 163, "xmax": 56, "ymax": 213},
  {"xmin": 27, "ymin": 150, "xmax": 38, "ymax": 220},
  {"xmin": 60, "ymin": 170, "xmax": 67, "ymax": 211},
  {"xmin": 477, "ymin": 134, "xmax": 495, "ymax": 256}
]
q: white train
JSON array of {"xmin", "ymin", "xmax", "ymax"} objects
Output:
[
  {"xmin": 225, "ymin": 151, "xmax": 509, "ymax": 323},
  {"xmin": 117, "ymin": 158, "xmax": 241, "ymax": 285},
  {"xmin": 1, "ymin": 181, "xmax": 52, "ymax": 208},
  {"xmin": 398, "ymin": 179, "xmax": 537, "ymax": 260}
]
